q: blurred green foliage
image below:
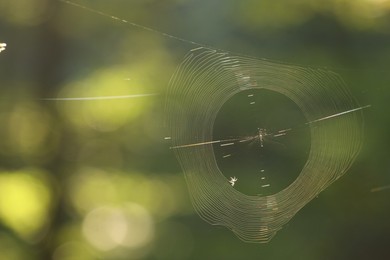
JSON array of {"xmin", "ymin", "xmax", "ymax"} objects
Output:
[{"xmin": 0, "ymin": 0, "xmax": 389, "ymax": 259}]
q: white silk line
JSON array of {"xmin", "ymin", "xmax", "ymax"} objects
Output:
[
  {"xmin": 307, "ymin": 105, "xmax": 371, "ymax": 124},
  {"xmin": 40, "ymin": 93, "xmax": 158, "ymax": 101}
]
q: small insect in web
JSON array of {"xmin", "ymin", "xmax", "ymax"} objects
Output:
[{"xmin": 229, "ymin": 176, "xmax": 238, "ymax": 186}]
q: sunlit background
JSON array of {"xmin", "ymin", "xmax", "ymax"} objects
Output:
[{"xmin": 0, "ymin": 0, "xmax": 389, "ymax": 259}]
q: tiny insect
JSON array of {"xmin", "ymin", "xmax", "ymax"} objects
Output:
[{"xmin": 229, "ymin": 176, "xmax": 238, "ymax": 186}]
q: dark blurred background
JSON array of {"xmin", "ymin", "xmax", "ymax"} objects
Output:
[{"xmin": 0, "ymin": 0, "xmax": 389, "ymax": 259}]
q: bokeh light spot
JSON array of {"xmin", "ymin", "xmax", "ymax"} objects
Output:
[
  {"xmin": 0, "ymin": 169, "xmax": 52, "ymax": 241},
  {"xmin": 82, "ymin": 203, "xmax": 154, "ymax": 251}
]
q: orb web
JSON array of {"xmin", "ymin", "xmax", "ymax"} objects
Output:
[{"xmin": 165, "ymin": 48, "xmax": 364, "ymax": 243}]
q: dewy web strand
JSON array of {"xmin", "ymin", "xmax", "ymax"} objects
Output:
[
  {"xmin": 166, "ymin": 48, "xmax": 364, "ymax": 243},
  {"xmin": 58, "ymin": 0, "xmax": 217, "ymax": 51}
]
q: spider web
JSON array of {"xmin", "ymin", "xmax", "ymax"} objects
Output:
[
  {"xmin": 56, "ymin": 0, "xmax": 370, "ymax": 243},
  {"xmin": 165, "ymin": 48, "xmax": 364, "ymax": 243}
]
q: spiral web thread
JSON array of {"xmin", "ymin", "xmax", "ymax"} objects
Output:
[{"xmin": 165, "ymin": 48, "xmax": 364, "ymax": 243}]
